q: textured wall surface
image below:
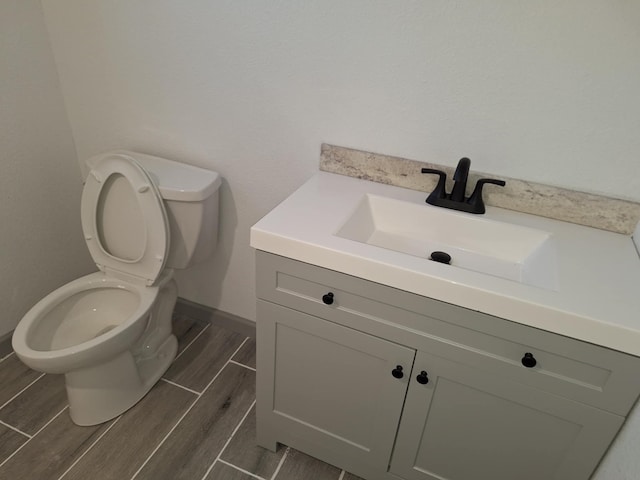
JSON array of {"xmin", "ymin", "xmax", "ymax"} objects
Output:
[
  {"xmin": 41, "ymin": 0, "xmax": 640, "ymax": 323},
  {"xmin": 0, "ymin": 0, "xmax": 93, "ymax": 337},
  {"xmin": 8, "ymin": 0, "xmax": 639, "ymax": 476}
]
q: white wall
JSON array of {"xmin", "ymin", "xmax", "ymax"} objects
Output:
[
  {"xmin": 40, "ymin": 0, "xmax": 640, "ymax": 323},
  {"xmin": 27, "ymin": 1, "xmax": 640, "ymax": 477},
  {"xmin": 0, "ymin": 0, "xmax": 94, "ymax": 338}
]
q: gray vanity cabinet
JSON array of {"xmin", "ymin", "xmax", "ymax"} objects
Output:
[
  {"xmin": 255, "ymin": 251, "xmax": 640, "ymax": 480},
  {"xmin": 390, "ymin": 349, "xmax": 623, "ymax": 480}
]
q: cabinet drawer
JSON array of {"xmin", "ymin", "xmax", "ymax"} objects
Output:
[{"xmin": 256, "ymin": 251, "xmax": 640, "ymax": 416}]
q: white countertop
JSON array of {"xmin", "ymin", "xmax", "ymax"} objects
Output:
[{"xmin": 251, "ymin": 172, "xmax": 640, "ymax": 356}]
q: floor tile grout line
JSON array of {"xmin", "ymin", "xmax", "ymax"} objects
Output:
[
  {"xmin": 173, "ymin": 323, "xmax": 210, "ymax": 362},
  {"xmin": 228, "ymin": 359, "xmax": 256, "ymax": 372},
  {"xmin": 130, "ymin": 338, "xmax": 250, "ymax": 480},
  {"xmin": 160, "ymin": 377, "xmax": 202, "ymax": 396},
  {"xmin": 216, "ymin": 399, "xmax": 256, "ymax": 461},
  {"xmin": 56, "ymin": 415, "xmax": 122, "ymax": 480},
  {"xmin": 269, "ymin": 447, "xmax": 290, "ymax": 480},
  {"xmin": 0, "ymin": 351, "xmax": 15, "ymax": 363},
  {"xmin": 129, "ymin": 393, "xmax": 201, "ymax": 480},
  {"xmin": 200, "ymin": 399, "xmax": 257, "ymax": 480},
  {"xmin": 216, "ymin": 458, "xmax": 267, "ymax": 480},
  {"xmin": 0, "ymin": 420, "xmax": 31, "ymax": 439},
  {"xmin": 0, "ymin": 405, "xmax": 68, "ymax": 469},
  {"xmin": 0, "ymin": 372, "xmax": 45, "ymax": 411},
  {"xmin": 191, "ymin": 336, "xmax": 249, "ymax": 399}
]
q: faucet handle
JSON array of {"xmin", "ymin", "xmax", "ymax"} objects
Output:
[
  {"xmin": 467, "ymin": 178, "xmax": 506, "ymax": 214},
  {"xmin": 421, "ymin": 168, "xmax": 447, "ymax": 200}
]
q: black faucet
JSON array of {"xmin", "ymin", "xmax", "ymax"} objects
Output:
[
  {"xmin": 450, "ymin": 157, "xmax": 470, "ymax": 202},
  {"xmin": 421, "ymin": 157, "xmax": 505, "ymax": 214}
]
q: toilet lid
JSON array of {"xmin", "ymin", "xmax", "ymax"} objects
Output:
[{"xmin": 80, "ymin": 153, "xmax": 169, "ymax": 285}]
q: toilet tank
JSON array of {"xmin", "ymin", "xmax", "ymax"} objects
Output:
[{"xmin": 85, "ymin": 151, "xmax": 222, "ymax": 269}]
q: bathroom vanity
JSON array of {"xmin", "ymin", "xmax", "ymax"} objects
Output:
[{"xmin": 251, "ymin": 172, "xmax": 640, "ymax": 480}]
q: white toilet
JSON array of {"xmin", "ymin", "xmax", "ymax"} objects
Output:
[{"xmin": 12, "ymin": 151, "xmax": 221, "ymax": 426}]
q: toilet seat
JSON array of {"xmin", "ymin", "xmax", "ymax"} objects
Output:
[{"xmin": 81, "ymin": 154, "xmax": 169, "ymax": 286}]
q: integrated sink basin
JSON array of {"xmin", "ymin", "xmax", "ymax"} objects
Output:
[
  {"xmin": 252, "ymin": 170, "xmax": 640, "ymax": 356},
  {"xmin": 336, "ymin": 194, "xmax": 557, "ymax": 289}
]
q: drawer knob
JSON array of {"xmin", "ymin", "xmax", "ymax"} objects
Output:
[
  {"xmin": 521, "ymin": 352, "xmax": 537, "ymax": 368},
  {"xmin": 416, "ymin": 371, "xmax": 429, "ymax": 384},
  {"xmin": 322, "ymin": 292, "xmax": 334, "ymax": 305},
  {"xmin": 391, "ymin": 365, "xmax": 404, "ymax": 379}
]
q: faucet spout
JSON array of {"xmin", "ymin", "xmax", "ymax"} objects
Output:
[{"xmin": 450, "ymin": 157, "xmax": 470, "ymax": 202}]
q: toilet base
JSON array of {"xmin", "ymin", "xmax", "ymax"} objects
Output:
[{"xmin": 65, "ymin": 334, "xmax": 178, "ymax": 426}]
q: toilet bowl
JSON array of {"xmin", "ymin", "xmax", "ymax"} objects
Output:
[{"xmin": 12, "ymin": 151, "xmax": 220, "ymax": 426}]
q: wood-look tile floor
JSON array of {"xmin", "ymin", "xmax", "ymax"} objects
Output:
[{"xmin": 0, "ymin": 316, "xmax": 363, "ymax": 480}]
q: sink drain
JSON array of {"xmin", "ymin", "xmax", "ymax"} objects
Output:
[{"xmin": 430, "ymin": 251, "xmax": 451, "ymax": 265}]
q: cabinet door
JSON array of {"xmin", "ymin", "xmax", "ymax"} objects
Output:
[
  {"xmin": 257, "ymin": 300, "xmax": 415, "ymax": 479},
  {"xmin": 390, "ymin": 350, "xmax": 624, "ymax": 480}
]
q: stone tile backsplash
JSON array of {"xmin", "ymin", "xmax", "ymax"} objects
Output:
[{"xmin": 320, "ymin": 144, "xmax": 640, "ymax": 235}]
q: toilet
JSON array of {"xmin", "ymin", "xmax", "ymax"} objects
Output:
[{"xmin": 12, "ymin": 151, "xmax": 221, "ymax": 426}]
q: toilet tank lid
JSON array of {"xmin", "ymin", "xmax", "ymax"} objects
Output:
[{"xmin": 85, "ymin": 151, "xmax": 221, "ymax": 201}]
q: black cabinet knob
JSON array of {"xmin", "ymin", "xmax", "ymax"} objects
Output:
[
  {"xmin": 416, "ymin": 371, "xmax": 429, "ymax": 384},
  {"xmin": 322, "ymin": 292, "xmax": 334, "ymax": 305},
  {"xmin": 391, "ymin": 365, "xmax": 404, "ymax": 379},
  {"xmin": 521, "ymin": 352, "xmax": 537, "ymax": 368}
]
